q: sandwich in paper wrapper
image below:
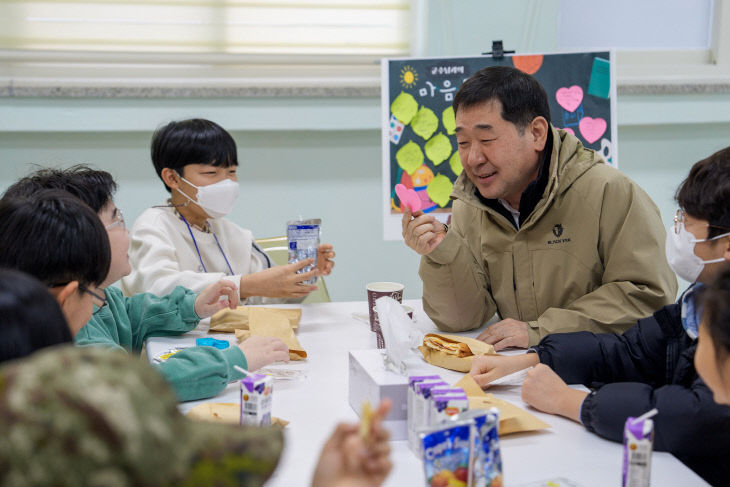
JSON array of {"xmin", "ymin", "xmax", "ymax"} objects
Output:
[{"xmin": 419, "ymin": 333, "xmax": 497, "ymax": 372}]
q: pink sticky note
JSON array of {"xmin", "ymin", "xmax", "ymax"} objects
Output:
[
  {"xmin": 395, "ymin": 183, "xmax": 421, "ymax": 212},
  {"xmin": 556, "ymin": 85, "xmax": 583, "ymax": 113},
  {"xmin": 579, "ymin": 117, "xmax": 607, "ymax": 144}
]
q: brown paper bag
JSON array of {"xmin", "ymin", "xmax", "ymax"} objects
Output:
[
  {"xmin": 418, "ymin": 333, "xmax": 496, "ymax": 372},
  {"xmin": 454, "ymin": 374, "xmax": 550, "ymax": 436},
  {"xmin": 243, "ymin": 307, "xmax": 307, "ymax": 361},
  {"xmin": 185, "ymin": 402, "xmax": 289, "ymax": 427},
  {"xmin": 210, "ymin": 306, "xmax": 301, "ymax": 332}
]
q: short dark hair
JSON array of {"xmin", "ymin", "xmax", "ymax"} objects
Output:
[
  {"xmin": 676, "ymin": 147, "xmax": 730, "ymax": 238},
  {"xmin": 453, "ymin": 65, "xmax": 551, "ymax": 129},
  {"xmin": 0, "ymin": 189, "xmax": 110, "ymax": 289},
  {"xmin": 0, "ymin": 269, "xmax": 71, "ymax": 363},
  {"xmin": 701, "ymin": 263, "xmax": 730, "ymax": 359},
  {"xmin": 151, "ymin": 119, "xmax": 238, "ymax": 193},
  {"xmin": 1, "ymin": 165, "xmax": 117, "ymax": 213}
]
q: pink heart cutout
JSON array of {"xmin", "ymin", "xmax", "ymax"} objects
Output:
[
  {"xmin": 555, "ymin": 86, "xmax": 583, "ymax": 113},
  {"xmin": 579, "ymin": 117, "xmax": 607, "ymax": 144},
  {"xmin": 395, "ymin": 183, "xmax": 421, "ymax": 212}
]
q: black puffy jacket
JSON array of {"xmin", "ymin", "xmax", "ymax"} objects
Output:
[{"xmin": 535, "ymin": 303, "xmax": 730, "ymax": 486}]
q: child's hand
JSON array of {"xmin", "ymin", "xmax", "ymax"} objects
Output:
[
  {"xmin": 317, "ymin": 243, "xmax": 335, "ymax": 276},
  {"xmin": 238, "ymin": 336, "xmax": 290, "ymax": 370},
  {"xmin": 311, "ymin": 399, "xmax": 393, "ymax": 487},
  {"xmin": 521, "ymin": 364, "xmax": 587, "ymax": 423},
  {"xmin": 470, "ymin": 353, "xmax": 538, "ymax": 389},
  {"xmin": 194, "ymin": 280, "xmax": 239, "ymax": 318},
  {"xmin": 240, "ymin": 261, "xmax": 318, "ymax": 299}
]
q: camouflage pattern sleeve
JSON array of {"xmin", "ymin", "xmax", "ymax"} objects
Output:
[{"xmin": 0, "ymin": 345, "xmax": 283, "ymax": 487}]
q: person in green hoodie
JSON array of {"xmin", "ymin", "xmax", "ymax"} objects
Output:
[{"xmin": 1, "ymin": 166, "xmax": 290, "ymax": 401}]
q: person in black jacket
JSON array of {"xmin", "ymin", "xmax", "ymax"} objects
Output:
[
  {"xmin": 470, "ymin": 146, "xmax": 730, "ymax": 486},
  {"xmin": 696, "ymin": 264, "xmax": 730, "ymax": 406}
]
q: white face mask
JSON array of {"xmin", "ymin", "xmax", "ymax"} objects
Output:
[
  {"xmin": 665, "ymin": 223, "xmax": 729, "ymax": 283},
  {"xmin": 176, "ymin": 173, "xmax": 239, "ymax": 219}
]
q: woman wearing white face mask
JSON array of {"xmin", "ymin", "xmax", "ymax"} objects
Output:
[
  {"xmin": 121, "ymin": 119, "xmax": 336, "ymax": 303},
  {"xmin": 468, "ymin": 146, "xmax": 730, "ymax": 486}
]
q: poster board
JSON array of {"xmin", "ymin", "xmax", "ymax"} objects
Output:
[{"xmin": 381, "ymin": 51, "xmax": 616, "ymax": 240}]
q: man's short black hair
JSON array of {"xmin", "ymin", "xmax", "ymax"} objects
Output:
[
  {"xmin": 151, "ymin": 118, "xmax": 238, "ymax": 193},
  {"xmin": 453, "ymin": 65, "xmax": 551, "ymax": 129},
  {"xmin": 0, "ymin": 269, "xmax": 72, "ymax": 363},
  {"xmin": 701, "ymin": 263, "xmax": 730, "ymax": 359},
  {"xmin": 1, "ymin": 165, "xmax": 117, "ymax": 213},
  {"xmin": 0, "ymin": 189, "xmax": 110, "ymax": 289},
  {"xmin": 676, "ymin": 147, "xmax": 730, "ymax": 238}
]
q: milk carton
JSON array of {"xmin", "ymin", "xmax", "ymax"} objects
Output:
[
  {"xmin": 429, "ymin": 387, "xmax": 467, "ymax": 425},
  {"xmin": 239, "ymin": 374, "xmax": 273, "ymax": 426},
  {"xmin": 409, "ymin": 380, "xmax": 447, "ymax": 453},
  {"xmin": 622, "ymin": 414, "xmax": 655, "ymax": 487},
  {"xmin": 430, "ymin": 393, "xmax": 469, "ymax": 425},
  {"xmin": 408, "ymin": 375, "xmax": 442, "ymax": 450}
]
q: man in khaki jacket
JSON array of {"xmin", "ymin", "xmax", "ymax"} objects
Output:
[{"xmin": 402, "ymin": 66, "xmax": 677, "ymax": 350}]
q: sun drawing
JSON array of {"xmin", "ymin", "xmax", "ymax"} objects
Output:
[{"xmin": 400, "ymin": 65, "xmax": 418, "ymax": 88}]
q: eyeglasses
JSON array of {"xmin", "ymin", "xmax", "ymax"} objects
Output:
[
  {"xmin": 105, "ymin": 209, "xmax": 126, "ymax": 231},
  {"xmin": 79, "ymin": 285, "xmax": 108, "ymax": 313},
  {"xmin": 49, "ymin": 282, "xmax": 107, "ymax": 314},
  {"xmin": 674, "ymin": 209, "xmax": 730, "ymax": 235}
]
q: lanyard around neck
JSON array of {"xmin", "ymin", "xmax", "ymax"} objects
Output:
[{"xmin": 178, "ymin": 213, "xmax": 235, "ymax": 276}]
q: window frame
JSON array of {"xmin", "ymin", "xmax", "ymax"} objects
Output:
[
  {"xmin": 0, "ymin": 0, "xmax": 415, "ymax": 96},
  {"xmin": 615, "ymin": 0, "xmax": 730, "ymax": 91}
]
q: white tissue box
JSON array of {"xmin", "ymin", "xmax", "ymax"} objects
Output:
[{"xmin": 348, "ymin": 349, "xmax": 409, "ymax": 440}]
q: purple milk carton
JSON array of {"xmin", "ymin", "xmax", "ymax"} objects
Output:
[
  {"xmin": 408, "ymin": 375, "xmax": 442, "ymax": 445},
  {"xmin": 410, "ymin": 380, "xmax": 448, "ymax": 453},
  {"xmin": 429, "ymin": 387, "xmax": 467, "ymax": 425},
  {"xmin": 240, "ymin": 373, "xmax": 273, "ymax": 426},
  {"xmin": 622, "ymin": 411, "xmax": 656, "ymax": 487},
  {"xmin": 430, "ymin": 393, "xmax": 469, "ymax": 425}
]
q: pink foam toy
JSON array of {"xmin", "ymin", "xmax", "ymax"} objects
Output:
[{"xmin": 395, "ymin": 183, "xmax": 421, "ymax": 212}]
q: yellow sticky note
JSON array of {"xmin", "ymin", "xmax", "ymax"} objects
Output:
[
  {"xmin": 411, "ymin": 106, "xmax": 439, "ymax": 140},
  {"xmin": 424, "ymin": 133, "xmax": 452, "ymax": 166},
  {"xmin": 449, "ymin": 151, "xmax": 463, "ymax": 176},
  {"xmin": 426, "ymin": 174, "xmax": 454, "ymax": 207},
  {"xmin": 442, "ymin": 106, "xmax": 456, "ymax": 135},
  {"xmin": 390, "ymin": 92, "xmax": 418, "ymax": 125},
  {"xmin": 395, "ymin": 141, "xmax": 424, "ymax": 175}
]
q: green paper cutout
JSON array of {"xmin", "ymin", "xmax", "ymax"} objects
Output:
[
  {"xmin": 587, "ymin": 57, "xmax": 610, "ymax": 99},
  {"xmin": 390, "ymin": 91, "xmax": 418, "ymax": 124},
  {"xmin": 395, "ymin": 141, "xmax": 424, "ymax": 175},
  {"xmin": 427, "ymin": 174, "xmax": 454, "ymax": 207},
  {"xmin": 411, "ymin": 106, "xmax": 439, "ymax": 140},
  {"xmin": 442, "ymin": 106, "xmax": 456, "ymax": 135},
  {"xmin": 449, "ymin": 151, "xmax": 463, "ymax": 176},
  {"xmin": 424, "ymin": 133, "xmax": 452, "ymax": 166}
]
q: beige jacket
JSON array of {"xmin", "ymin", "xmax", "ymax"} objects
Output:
[{"xmin": 420, "ymin": 127, "xmax": 678, "ymax": 346}]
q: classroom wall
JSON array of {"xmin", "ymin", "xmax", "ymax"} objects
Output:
[{"xmin": 1, "ymin": 0, "xmax": 728, "ymax": 301}]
